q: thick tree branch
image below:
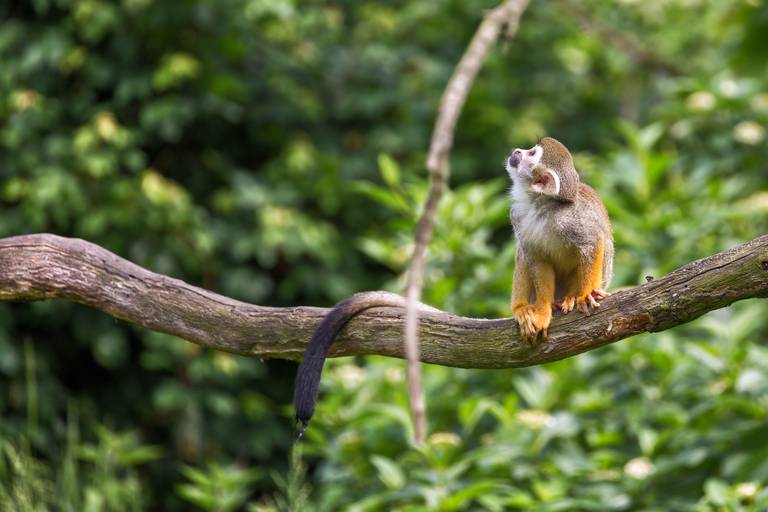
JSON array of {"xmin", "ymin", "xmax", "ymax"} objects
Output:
[{"xmin": 1, "ymin": 234, "xmax": 767, "ymax": 368}]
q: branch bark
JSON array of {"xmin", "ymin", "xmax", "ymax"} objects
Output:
[
  {"xmin": 2, "ymin": 234, "xmax": 767, "ymax": 368},
  {"xmin": 405, "ymin": 0, "xmax": 530, "ymax": 445}
]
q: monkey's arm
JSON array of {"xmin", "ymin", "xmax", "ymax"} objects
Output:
[
  {"xmin": 560, "ymin": 237, "xmax": 607, "ymax": 315},
  {"xmin": 511, "ymin": 246, "xmax": 532, "ymax": 313},
  {"xmin": 513, "ymin": 257, "xmax": 555, "ymax": 343}
]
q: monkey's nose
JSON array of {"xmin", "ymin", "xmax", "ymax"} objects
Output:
[{"xmin": 508, "ymin": 149, "xmax": 522, "ymax": 168}]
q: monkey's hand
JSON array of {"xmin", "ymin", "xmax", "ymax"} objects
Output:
[{"xmin": 513, "ymin": 304, "xmax": 552, "ymax": 345}]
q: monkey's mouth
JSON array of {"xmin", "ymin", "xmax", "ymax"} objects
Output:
[{"xmin": 507, "ymin": 149, "xmax": 523, "ymax": 169}]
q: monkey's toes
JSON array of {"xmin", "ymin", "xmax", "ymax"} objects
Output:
[
  {"xmin": 519, "ymin": 322, "xmax": 539, "ymax": 343},
  {"xmin": 576, "ymin": 293, "xmax": 601, "ymax": 315},
  {"xmin": 515, "ymin": 311, "xmax": 537, "ymax": 340},
  {"xmin": 591, "ymin": 289, "xmax": 610, "ymax": 300},
  {"xmin": 513, "ymin": 305, "xmax": 549, "ymax": 345},
  {"xmin": 559, "ymin": 296, "xmax": 577, "ymax": 313}
]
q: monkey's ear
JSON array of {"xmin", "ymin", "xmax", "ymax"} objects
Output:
[{"xmin": 530, "ymin": 165, "xmax": 561, "ymax": 197}]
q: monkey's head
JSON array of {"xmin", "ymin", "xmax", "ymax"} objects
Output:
[{"xmin": 505, "ymin": 136, "xmax": 580, "ymax": 202}]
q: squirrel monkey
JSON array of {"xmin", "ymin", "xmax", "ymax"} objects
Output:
[
  {"xmin": 292, "ymin": 136, "xmax": 612, "ymax": 433},
  {"xmin": 506, "ymin": 136, "xmax": 613, "ymax": 344}
]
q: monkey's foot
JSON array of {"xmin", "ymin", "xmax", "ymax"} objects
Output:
[
  {"xmin": 575, "ymin": 289, "xmax": 608, "ymax": 316},
  {"xmin": 560, "ymin": 288, "xmax": 610, "ymax": 314},
  {"xmin": 513, "ymin": 305, "xmax": 552, "ymax": 345},
  {"xmin": 558, "ymin": 296, "xmax": 577, "ymax": 313}
]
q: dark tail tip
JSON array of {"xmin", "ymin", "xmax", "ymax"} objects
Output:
[{"xmin": 295, "ymin": 419, "xmax": 309, "ymax": 442}]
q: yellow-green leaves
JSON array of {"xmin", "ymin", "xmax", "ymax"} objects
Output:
[{"xmin": 153, "ymin": 53, "xmax": 201, "ymax": 91}]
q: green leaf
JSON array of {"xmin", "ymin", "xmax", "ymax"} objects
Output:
[
  {"xmin": 370, "ymin": 455, "xmax": 405, "ymax": 490},
  {"xmin": 703, "ymin": 479, "xmax": 731, "ymax": 506},
  {"xmin": 378, "ymin": 153, "xmax": 401, "ymax": 188}
]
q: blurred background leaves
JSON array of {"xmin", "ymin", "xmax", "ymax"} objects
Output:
[{"xmin": 1, "ymin": 0, "xmax": 768, "ymax": 510}]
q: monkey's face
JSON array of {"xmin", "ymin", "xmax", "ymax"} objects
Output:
[
  {"xmin": 505, "ymin": 144, "xmax": 542, "ymax": 180},
  {"xmin": 507, "ymin": 137, "xmax": 577, "ymax": 202},
  {"xmin": 506, "ymin": 144, "xmax": 558, "ymax": 194}
]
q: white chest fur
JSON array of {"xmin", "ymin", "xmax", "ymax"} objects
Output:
[{"xmin": 510, "ymin": 185, "xmax": 575, "ymax": 267}]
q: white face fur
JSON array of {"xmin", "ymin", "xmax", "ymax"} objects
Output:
[
  {"xmin": 506, "ymin": 143, "xmax": 567, "ymax": 259},
  {"xmin": 505, "ymin": 144, "xmax": 560, "ymax": 197}
]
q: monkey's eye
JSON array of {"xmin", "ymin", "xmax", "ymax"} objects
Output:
[{"xmin": 528, "ymin": 148, "xmax": 537, "ymax": 156}]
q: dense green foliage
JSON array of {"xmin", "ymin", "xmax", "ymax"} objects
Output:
[{"xmin": 1, "ymin": 0, "xmax": 768, "ymax": 509}]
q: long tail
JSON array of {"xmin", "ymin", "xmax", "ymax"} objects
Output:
[{"xmin": 293, "ymin": 291, "xmax": 407, "ymax": 435}]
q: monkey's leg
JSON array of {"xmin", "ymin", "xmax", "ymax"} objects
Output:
[
  {"xmin": 589, "ymin": 242, "xmax": 611, "ymax": 302},
  {"xmin": 574, "ymin": 238, "xmax": 606, "ymax": 316},
  {"xmin": 511, "ymin": 246, "xmax": 533, "ymax": 314},
  {"xmin": 514, "ymin": 261, "xmax": 555, "ymax": 344},
  {"xmin": 558, "ymin": 238, "xmax": 607, "ymax": 315},
  {"xmin": 511, "ymin": 249, "xmax": 538, "ymax": 342},
  {"xmin": 557, "ymin": 273, "xmax": 579, "ymax": 314}
]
